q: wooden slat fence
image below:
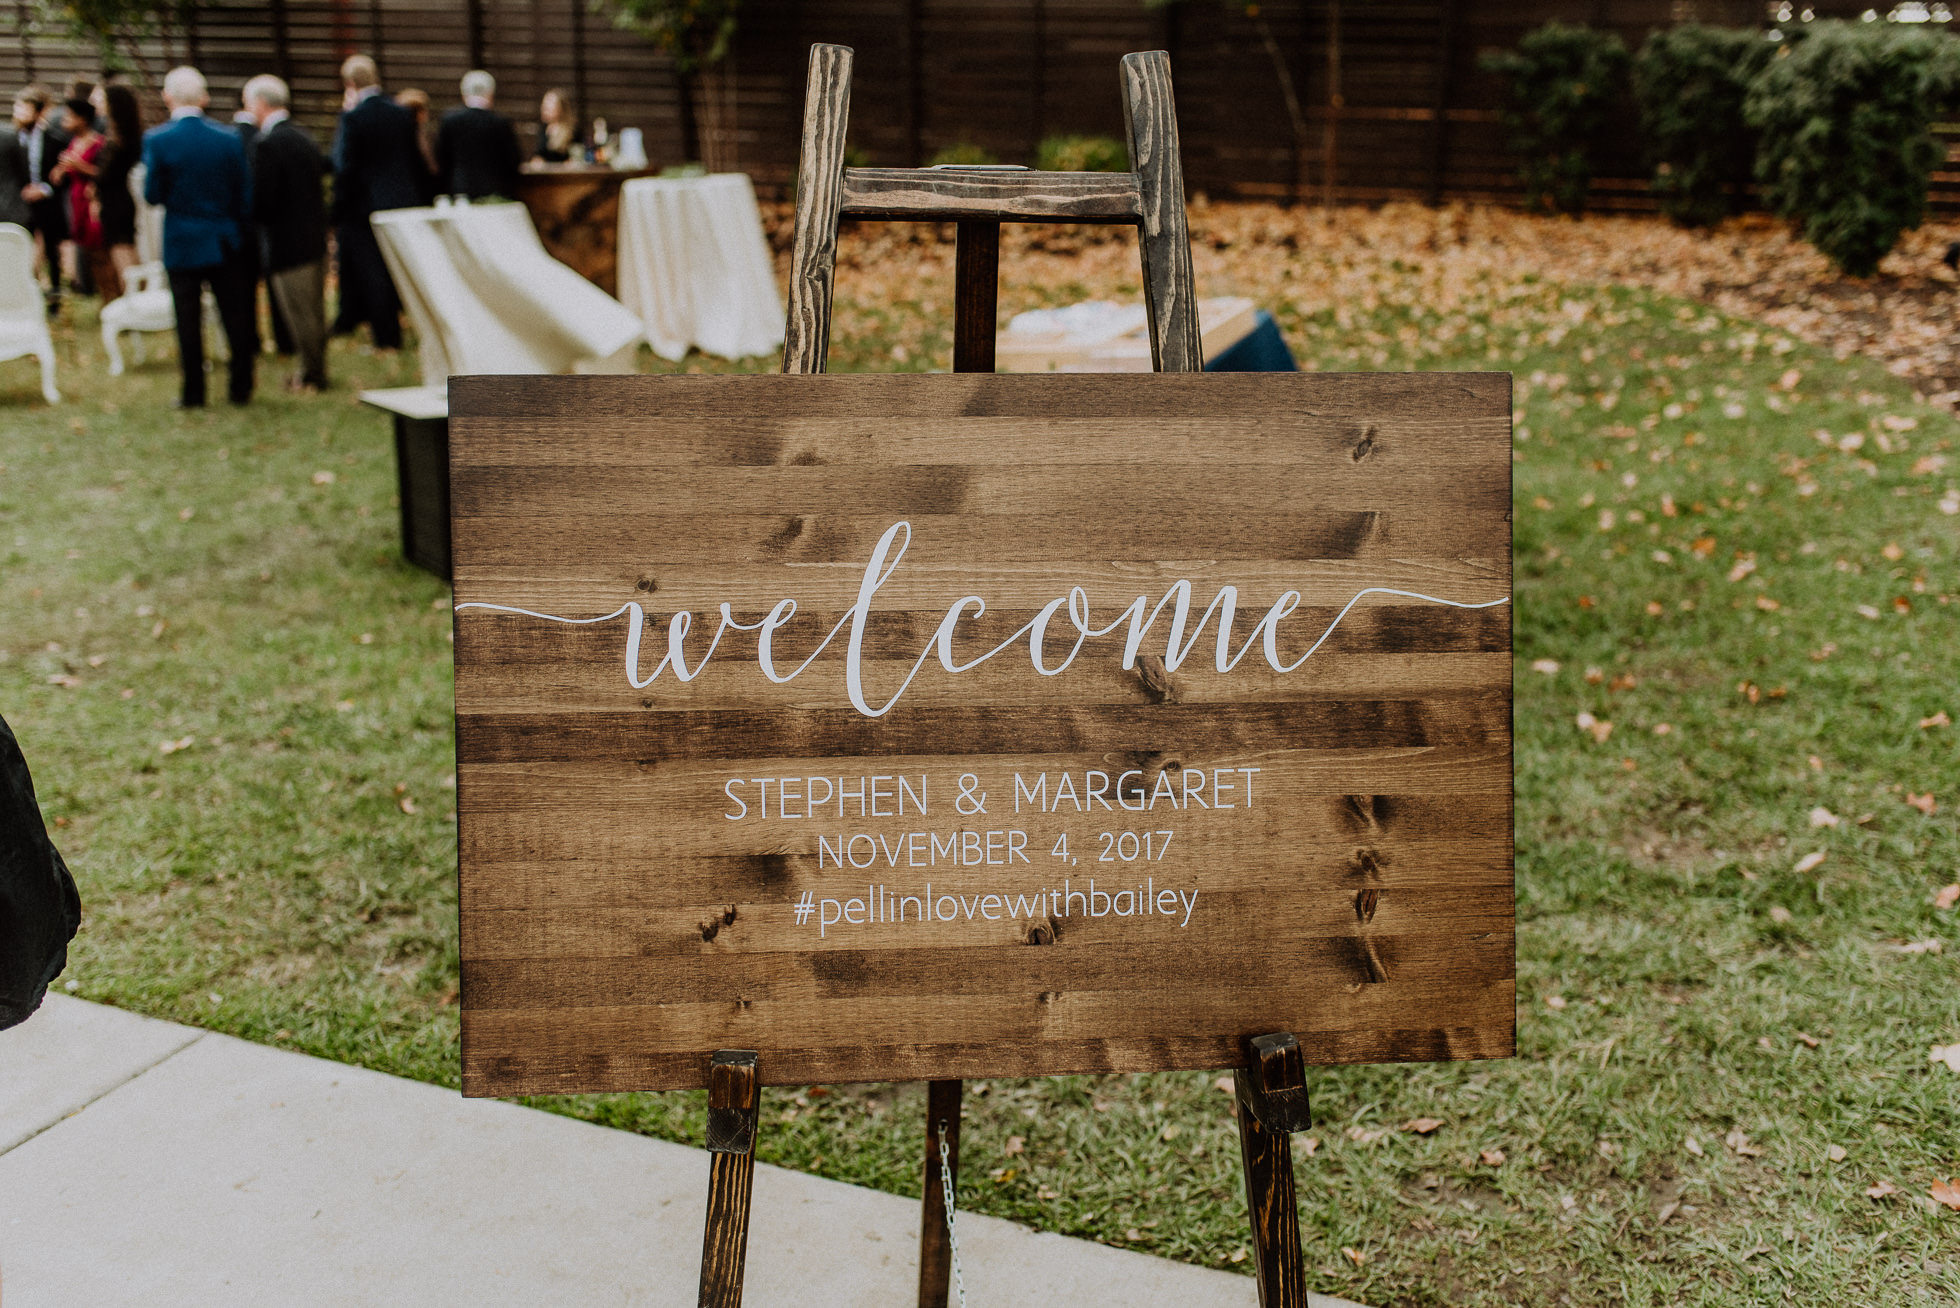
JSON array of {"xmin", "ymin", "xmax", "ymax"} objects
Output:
[{"xmin": 3, "ymin": 0, "xmax": 1957, "ymax": 213}]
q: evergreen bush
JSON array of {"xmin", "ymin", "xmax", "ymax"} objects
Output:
[
  {"xmin": 1034, "ymin": 135, "xmax": 1130, "ymax": 172},
  {"xmin": 1481, "ymin": 22, "xmax": 1630, "ymax": 215},
  {"xmin": 1745, "ymin": 21, "xmax": 1960, "ymax": 276},
  {"xmin": 1634, "ymin": 24, "xmax": 1774, "ymax": 228}
]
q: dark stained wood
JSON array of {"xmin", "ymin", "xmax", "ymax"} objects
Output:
[
  {"xmin": 515, "ymin": 170, "xmax": 655, "ymax": 297},
  {"xmin": 918, "ymin": 1079, "xmax": 962, "ymax": 1308},
  {"xmin": 782, "ymin": 43, "xmax": 854, "ymax": 376},
  {"xmin": 1235, "ymin": 1038, "xmax": 1308, "ymax": 1308},
  {"xmin": 952, "ymin": 223, "xmax": 1000, "ymax": 375},
  {"xmin": 1241, "ymin": 1032, "xmax": 1312, "ymax": 1132},
  {"xmin": 841, "ymin": 167, "xmax": 1143, "ymax": 223},
  {"xmin": 699, "ymin": 1050, "xmax": 760, "ymax": 1308},
  {"xmin": 449, "ymin": 371, "xmax": 1514, "ymax": 1096},
  {"xmin": 1121, "ymin": 51, "xmax": 1202, "ymax": 373}
]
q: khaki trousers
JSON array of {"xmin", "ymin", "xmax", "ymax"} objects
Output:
[{"xmin": 268, "ymin": 259, "xmax": 329, "ymax": 388}]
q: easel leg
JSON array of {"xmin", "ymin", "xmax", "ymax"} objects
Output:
[
  {"xmin": 1235, "ymin": 1033, "xmax": 1311, "ymax": 1308},
  {"xmin": 918, "ymin": 1078, "xmax": 963, "ymax": 1307},
  {"xmin": 952, "ymin": 222, "xmax": 999, "ymax": 373},
  {"xmin": 917, "ymin": 220, "xmax": 992, "ymax": 1308},
  {"xmin": 699, "ymin": 1050, "xmax": 760, "ymax": 1308}
]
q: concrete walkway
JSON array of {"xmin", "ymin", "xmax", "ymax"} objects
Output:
[{"xmin": 0, "ymin": 997, "xmax": 1364, "ymax": 1307}]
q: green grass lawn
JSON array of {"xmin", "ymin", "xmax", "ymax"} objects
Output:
[{"xmin": 4, "ymin": 255, "xmax": 1957, "ymax": 1305}]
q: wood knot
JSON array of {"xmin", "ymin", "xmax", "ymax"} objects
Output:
[
  {"xmin": 700, "ymin": 904, "xmax": 738, "ymax": 942},
  {"xmin": 1136, "ymin": 654, "xmax": 1178, "ymax": 704},
  {"xmin": 1343, "ymin": 793, "xmax": 1381, "ymax": 833},
  {"xmin": 635, "ymin": 575, "xmax": 658, "ymax": 592},
  {"xmin": 1350, "ymin": 424, "xmax": 1377, "ymax": 462},
  {"xmin": 1354, "ymin": 887, "xmax": 1381, "ymax": 924},
  {"xmin": 1023, "ymin": 915, "xmax": 1059, "ymax": 945},
  {"xmin": 1350, "ymin": 847, "xmax": 1386, "ymax": 880}
]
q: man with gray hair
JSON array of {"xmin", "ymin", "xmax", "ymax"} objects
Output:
[
  {"xmin": 435, "ymin": 68, "xmax": 520, "ymax": 201},
  {"xmin": 244, "ymin": 74, "xmax": 329, "ymax": 390},
  {"xmin": 142, "ymin": 65, "xmax": 256, "ymax": 406},
  {"xmin": 330, "ymin": 53, "xmax": 427, "ymax": 348}
]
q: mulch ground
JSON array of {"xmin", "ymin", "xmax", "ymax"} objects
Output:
[{"xmin": 768, "ymin": 200, "xmax": 1960, "ymax": 404}]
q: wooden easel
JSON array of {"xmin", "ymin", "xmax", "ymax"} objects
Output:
[{"xmin": 695, "ymin": 43, "xmax": 1314, "ymax": 1308}]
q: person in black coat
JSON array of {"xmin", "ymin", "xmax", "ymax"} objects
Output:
[
  {"xmin": 0, "ymin": 713, "xmax": 80, "ymax": 1031},
  {"xmin": 13, "ymin": 85, "xmax": 69, "ymax": 312},
  {"xmin": 245, "ymin": 74, "xmax": 330, "ymax": 390},
  {"xmin": 435, "ymin": 69, "xmax": 521, "ymax": 201},
  {"xmin": 0, "ymin": 127, "xmax": 30, "ymax": 229},
  {"xmin": 330, "ymin": 53, "xmax": 430, "ymax": 349}
]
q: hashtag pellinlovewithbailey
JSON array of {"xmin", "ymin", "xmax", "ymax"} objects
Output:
[{"xmin": 799, "ymin": 879, "xmax": 1198, "ymax": 937}]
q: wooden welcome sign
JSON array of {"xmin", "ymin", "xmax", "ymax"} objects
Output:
[{"xmin": 451, "ymin": 371, "xmax": 1515, "ymax": 1099}]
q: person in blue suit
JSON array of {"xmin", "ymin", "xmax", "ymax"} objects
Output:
[{"xmin": 141, "ymin": 66, "xmax": 256, "ymax": 407}]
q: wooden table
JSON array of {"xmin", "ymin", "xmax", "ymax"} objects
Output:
[{"xmin": 515, "ymin": 166, "xmax": 658, "ymax": 296}]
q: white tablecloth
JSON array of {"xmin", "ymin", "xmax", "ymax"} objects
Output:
[
  {"xmin": 616, "ymin": 174, "xmax": 783, "ymax": 362},
  {"xmin": 371, "ymin": 201, "xmax": 645, "ymax": 384}
]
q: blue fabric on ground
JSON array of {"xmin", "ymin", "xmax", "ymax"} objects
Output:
[{"xmin": 1204, "ymin": 310, "xmax": 1296, "ymax": 372}]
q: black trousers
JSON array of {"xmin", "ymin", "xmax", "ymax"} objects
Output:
[
  {"xmin": 168, "ymin": 244, "xmax": 258, "ymax": 406},
  {"xmin": 332, "ymin": 218, "xmax": 403, "ymax": 349}
]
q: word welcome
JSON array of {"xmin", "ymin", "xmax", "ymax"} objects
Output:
[
  {"xmin": 796, "ymin": 877, "xmax": 1199, "ymax": 937},
  {"xmin": 457, "ymin": 520, "xmax": 1509, "ymax": 719}
]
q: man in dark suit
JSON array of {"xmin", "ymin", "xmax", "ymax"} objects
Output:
[
  {"xmin": 245, "ymin": 74, "xmax": 329, "ymax": 391},
  {"xmin": 231, "ymin": 91, "xmax": 291, "ymax": 357},
  {"xmin": 0, "ymin": 125, "xmax": 30, "ymax": 229},
  {"xmin": 13, "ymin": 86, "xmax": 68, "ymax": 313},
  {"xmin": 142, "ymin": 66, "xmax": 256, "ymax": 407},
  {"xmin": 330, "ymin": 54, "xmax": 429, "ymax": 349},
  {"xmin": 435, "ymin": 69, "xmax": 520, "ymax": 201}
]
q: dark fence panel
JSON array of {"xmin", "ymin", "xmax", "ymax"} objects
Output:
[{"xmin": 1, "ymin": 0, "xmax": 1954, "ymax": 213}]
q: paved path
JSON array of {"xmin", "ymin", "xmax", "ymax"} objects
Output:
[{"xmin": 1, "ymin": 997, "xmax": 1364, "ymax": 1306}]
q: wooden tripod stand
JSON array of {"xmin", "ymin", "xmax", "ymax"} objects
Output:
[{"xmin": 694, "ymin": 42, "xmax": 1315, "ymax": 1308}]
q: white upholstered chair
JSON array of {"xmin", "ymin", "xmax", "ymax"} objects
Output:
[{"xmin": 0, "ymin": 223, "xmax": 59, "ymax": 403}]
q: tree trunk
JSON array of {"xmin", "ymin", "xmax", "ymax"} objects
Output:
[{"xmin": 675, "ymin": 63, "xmax": 702, "ymax": 164}]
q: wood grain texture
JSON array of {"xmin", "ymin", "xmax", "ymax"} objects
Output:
[
  {"xmin": 450, "ymin": 372, "xmax": 1514, "ymax": 1096},
  {"xmin": 918, "ymin": 1079, "xmax": 962, "ymax": 1308},
  {"xmin": 1121, "ymin": 51, "xmax": 1202, "ymax": 373},
  {"xmin": 841, "ymin": 167, "xmax": 1143, "ymax": 223},
  {"xmin": 1236, "ymin": 1057, "xmax": 1308, "ymax": 1308},
  {"xmin": 782, "ymin": 43, "xmax": 853, "ymax": 376},
  {"xmin": 698, "ymin": 1051, "xmax": 759, "ymax": 1308},
  {"xmin": 952, "ymin": 223, "xmax": 999, "ymax": 375}
]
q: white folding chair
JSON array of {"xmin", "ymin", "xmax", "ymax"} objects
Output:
[{"xmin": 0, "ymin": 223, "xmax": 59, "ymax": 403}]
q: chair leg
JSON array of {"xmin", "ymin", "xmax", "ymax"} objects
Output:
[
  {"xmin": 39, "ymin": 346, "xmax": 59, "ymax": 404},
  {"xmin": 104, "ymin": 324, "xmax": 125, "ymax": 376}
]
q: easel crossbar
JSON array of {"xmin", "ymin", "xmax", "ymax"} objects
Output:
[{"xmin": 840, "ymin": 168, "xmax": 1144, "ymax": 224}]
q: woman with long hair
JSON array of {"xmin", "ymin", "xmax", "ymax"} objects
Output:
[
  {"xmin": 87, "ymin": 83, "xmax": 141, "ymax": 302},
  {"xmin": 533, "ymin": 88, "xmax": 579, "ymax": 164}
]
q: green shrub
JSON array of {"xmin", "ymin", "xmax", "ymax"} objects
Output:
[
  {"xmin": 1482, "ymin": 21, "xmax": 1630, "ymax": 215},
  {"xmin": 1745, "ymin": 21, "xmax": 1960, "ymax": 277},
  {"xmin": 1034, "ymin": 135, "xmax": 1129, "ymax": 172},
  {"xmin": 1634, "ymin": 24, "xmax": 1774, "ymax": 227},
  {"xmin": 927, "ymin": 143, "xmax": 998, "ymax": 167}
]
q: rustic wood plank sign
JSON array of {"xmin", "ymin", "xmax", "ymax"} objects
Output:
[{"xmin": 451, "ymin": 370, "xmax": 1515, "ymax": 1100}]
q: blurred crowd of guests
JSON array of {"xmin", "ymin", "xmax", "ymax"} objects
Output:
[{"xmin": 0, "ymin": 56, "xmax": 589, "ymax": 408}]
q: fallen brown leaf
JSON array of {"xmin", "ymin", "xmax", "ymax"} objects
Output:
[
  {"xmin": 1480, "ymin": 1148, "xmax": 1506, "ymax": 1166},
  {"xmin": 1921, "ymin": 711, "xmax": 1953, "ymax": 729},
  {"xmin": 1866, "ymin": 1180, "xmax": 1899, "ymax": 1199},
  {"xmin": 1935, "ymin": 884, "xmax": 1960, "ymax": 910},
  {"xmin": 1905, "ymin": 792, "xmax": 1937, "ymax": 816},
  {"xmin": 1930, "ymin": 1179, "xmax": 1960, "ymax": 1212},
  {"xmin": 1403, "ymin": 1117, "xmax": 1444, "ymax": 1135}
]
